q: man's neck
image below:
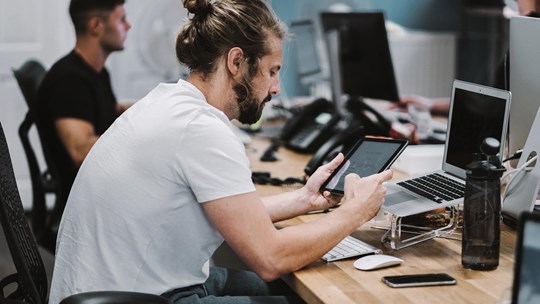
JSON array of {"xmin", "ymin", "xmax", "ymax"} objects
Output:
[
  {"xmin": 74, "ymin": 40, "xmax": 109, "ymax": 72},
  {"xmin": 187, "ymin": 71, "xmax": 236, "ymax": 119}
]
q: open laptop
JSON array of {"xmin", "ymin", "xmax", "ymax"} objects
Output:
[
  {"xmin": 511, "ymin": 212, "xmax": 540, "ymax": 304},
  {"xmin": 383, "ymin": 80, "xmax": 512, "ymax": 218}
]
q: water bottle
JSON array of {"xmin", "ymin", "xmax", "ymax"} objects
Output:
[{"xmin": 461, "ymin": 137, "xmax": 506, "ymax": 270}]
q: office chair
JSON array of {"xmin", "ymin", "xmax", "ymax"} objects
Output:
[
  {"xmin": 12, "ymin": 59, "xmax": 61, "ymax": 252},
  {"xmin": 0, "ymin": 122, "xmax": 170, "ymax": 304}
]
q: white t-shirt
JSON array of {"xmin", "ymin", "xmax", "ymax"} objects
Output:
[{"xmin": 48, "ymin": 79, "xmax": 256, "ymax": 304}]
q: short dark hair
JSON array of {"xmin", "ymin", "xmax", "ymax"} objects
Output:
[{"xmin": 69, "ymin": 0, "xmax": 125, "ymax": 35}]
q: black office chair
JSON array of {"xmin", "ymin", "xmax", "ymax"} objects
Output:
[
  {"xmin": 12, "ymin": 59, "xmax": 62, "ymax": 252},
  {"xmin": 0, "ymin": 122, "xmax": 170, "ymax": 304}
]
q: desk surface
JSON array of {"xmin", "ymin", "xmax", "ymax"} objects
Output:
[{"xmin": 246, "ymin": 134, "xmax": 516, "ymax": 304}]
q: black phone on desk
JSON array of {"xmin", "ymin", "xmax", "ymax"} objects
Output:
[
  {"xmin": 280, "ymin": 98, "xmax": 341, "ymax": 154},
  {"xmin": 319, "ymin": 137, "xmax": 408, "ymax": 195},
  {"xmin": 382, "ymin": 273, "xmax": 456, "ymax": 288}
]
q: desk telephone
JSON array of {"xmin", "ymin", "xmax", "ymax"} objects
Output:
[
  {"xmin": 280, "ymin": 98, "xmax": 341, "ymax": 154},
  {"xmin": 280, "ymin": 97, "xmax": 392, "ymax": 176}
]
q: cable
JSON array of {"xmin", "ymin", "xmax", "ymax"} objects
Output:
[
  {"xmin": 260, "ymin": 140, "xmax": 281, "ymax": 162},
  {"xmin": 502, "ymin": 154, "xmax": 538, "ymax": 200},
  {"xmin": 251, "ymin": 171, "xmax": 306, "ymax": 186},
  {"xmin": 502, "ymin": 149, "xmax": 523, "ymax": 163}
]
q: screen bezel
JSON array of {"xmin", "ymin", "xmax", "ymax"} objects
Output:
[{"xmin": 320, "ymin": 137, "xmax": 408, "ymax": 195}]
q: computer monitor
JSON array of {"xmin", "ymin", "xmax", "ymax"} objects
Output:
[
  {"xmin": 512, "ymin": 212, "xmax": 540, "ymax": 304},
  {"xmin": 325, "ymin": 29, "xmax": 344, "ymax": 113},
  {"xmin": 508, "ymin": 16, "xmax": 540, "ymax": 158},
  {"xmin": 320, "ymin": 12, "xmax": 400, "ymax": 102},
  {"xmin": 289, "ymin": 20, "xmax": 323, "ymax": 79}
]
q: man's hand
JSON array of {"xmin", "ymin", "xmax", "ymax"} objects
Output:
[
  {"xmin": 301, "ymin": 153, "xmax": 344, "ymax": 212},
  {"xmin": 340, "ymin": 170, "xmax": 393, "ymax": 223}
]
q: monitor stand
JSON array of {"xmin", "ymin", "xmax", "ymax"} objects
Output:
[{"xmin": 502, "ymin": 107, "xmax": 540, "ymax": 226}]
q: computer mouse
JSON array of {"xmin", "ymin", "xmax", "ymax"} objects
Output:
[{"xmin": 353, "ymin": 254, "xmax": 403, "ymax": 271}]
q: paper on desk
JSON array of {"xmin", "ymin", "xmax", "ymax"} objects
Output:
[{"xmin": 391, "ymin": 144, "xmax": 444, "ymax": 175}]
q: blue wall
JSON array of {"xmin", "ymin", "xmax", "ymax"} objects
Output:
[{"xmin": 271, "ymin": 0, "xmax": 461, "ymax": 97}]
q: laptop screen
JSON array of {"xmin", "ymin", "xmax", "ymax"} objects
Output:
[
  {"xmin": 442, "ymin": 80, "xmax": 511, "ymax": 178},
  {"xmin": 512, "ymin": 212, "xmax": 540, "ymax": 304}
]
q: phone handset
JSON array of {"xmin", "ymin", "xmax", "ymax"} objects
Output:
[
  {"xmin": 280, "ymin": 98, "xmax": 341, "ymax": 153},
  {"xmin": 345, "ymin": 96, "xmax": 392, "ymax": 137},
  {"xmin": 304, "ymin": 123, "xmax": 365, "ymax": 176}
]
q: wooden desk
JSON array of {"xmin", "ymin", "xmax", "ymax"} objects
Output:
[{"xmin": 246, "ymin": 135, "xmax": 516, "ymax": 304}]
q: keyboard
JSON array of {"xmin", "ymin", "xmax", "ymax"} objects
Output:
[
  {"xmin": 397, "ymin": 173, "xmax": 465, "ymax": 203},
  {"xmin": 322, "ymin": 236, "xmax": 382, "ymax": 262}
]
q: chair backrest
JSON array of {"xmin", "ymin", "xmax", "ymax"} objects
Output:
[
  {"xmin": 12, "ymin": 59, "xmax": 60, "ymax": 252},
  {"xmin": 12, "ymin": 60, "xmax": 46, "ymax": 112},
  {"xmin": 0, "ymin": 122, "xmax": 48, "ymax": 304}
]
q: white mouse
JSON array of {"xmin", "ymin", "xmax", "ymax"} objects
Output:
[{"xmin": 353, "ymin": 254, "xmax": 403, "ymax": 271}]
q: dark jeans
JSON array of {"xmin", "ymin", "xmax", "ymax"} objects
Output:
[{"xmin": 161, "ymin": 267, "xmax": 305, "ymax": 304}]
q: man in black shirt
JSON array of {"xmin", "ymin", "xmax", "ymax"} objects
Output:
[{"xmin": 36, "ymin": 0, "xmax": 131, "ymax": 227}]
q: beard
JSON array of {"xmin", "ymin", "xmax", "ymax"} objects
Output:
[{"xmin": 233, "ymin": 78, "xmax": 271, "ymax": 125}]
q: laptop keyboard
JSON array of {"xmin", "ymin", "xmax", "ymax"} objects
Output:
[
  {"xmin": 397, "ymin": 173, "xmax": 465, "ymax": 203},
  {"xmin": 322, "ymin": 236, "xmax": 381, "ymax": 262}
]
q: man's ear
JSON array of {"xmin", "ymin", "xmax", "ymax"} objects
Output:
[
  {"xmin": 87, "ymin": 16, "xmax": 104, "ymax": 36},
  {"xmin": 226, "ymin": 47, "xmax": 244, "ymax": 77}
]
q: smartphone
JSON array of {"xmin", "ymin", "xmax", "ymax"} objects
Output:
[
  {"xmin": 382, "ymin": 273, "xmax": 457, "ymax": 288},
  {"xmin": 320, "ymin": 137, "xmax": 408, "ymax": 195}
]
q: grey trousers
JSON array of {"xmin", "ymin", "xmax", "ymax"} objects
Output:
[{"xmin": 161, "ymin": 267, "xmax": 305, "ymax": 304}]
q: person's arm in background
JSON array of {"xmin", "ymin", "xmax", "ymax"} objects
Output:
[
  {"xmin": 517, "ymin": 0, "xmax": 540, "ymax": 16},
  {"xmin": 116, "ymin": 101, "xmax": 135, "ymax": 115},
  {"xmin": 399, "ymin": 95, "xmax": 451, "ymax": 115},
  {"xmin": 56, "ymin": 100, "xmax": 136, "ymax": 167},
  {"xmin": 55, "ymin": 118, "xmax": 98, "ymax": 167}
]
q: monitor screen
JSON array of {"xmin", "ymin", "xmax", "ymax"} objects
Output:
[
  {"xmin": 289, "ymin": 20, "xmax": 322, "ymax": 78},
  {"xmin": 509, "ymin": 16, "xmax": 540, "ymax": 159},
  {"xmin": 512, "ymin": 213, "xmax": 540, "ymax": 304},
  {"xmin": 320, "ymin": 12, "xmax": 400, "ymax": 102}
]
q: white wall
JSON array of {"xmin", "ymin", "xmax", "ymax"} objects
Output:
[{"xmin": 0, "ymin": 0, "xmax": 73, "ymax": 209}]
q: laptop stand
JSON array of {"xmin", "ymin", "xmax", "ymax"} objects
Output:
[{"xmin": 380, "ymin": 206, "xmax": 460, "ymax": 250}]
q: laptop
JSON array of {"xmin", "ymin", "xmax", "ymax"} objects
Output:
[
  {"xmin": 511, "ymin": 212, "xmax": 540, "ymax": 304},
  {"xmin": 502, "ymin": 107, "xmax": 540, "ymax": 228},
  {"xmin": 382, "ymin": 80, "xmax": 512, "ymax": 218}
]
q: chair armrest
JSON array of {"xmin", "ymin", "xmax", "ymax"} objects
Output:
[
  {"xmin": 0, "ymin": 273, "xmax": 22, "ymax": 300},
  {"xmin": 59, "ymin": 291, "xmax": 171, "ymax": 304}
]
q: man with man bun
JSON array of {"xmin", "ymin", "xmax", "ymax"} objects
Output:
[{"xmin": 48, "ymin": 0, "xmax": 392, "ymax": 303}]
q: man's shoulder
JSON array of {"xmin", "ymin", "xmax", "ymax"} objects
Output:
[{"xmin": 46, "ymin": 51, "xmax": 91, "ymax": 82}]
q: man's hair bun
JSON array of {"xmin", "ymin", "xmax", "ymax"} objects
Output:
[{"xmin": 183, "ymin": 0, "xmax": 213, "ymax": 18}]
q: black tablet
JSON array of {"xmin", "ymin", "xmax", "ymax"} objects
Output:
[{"xmin": 320, "ymin": 137, "xmax": 408, "ymax": 195}]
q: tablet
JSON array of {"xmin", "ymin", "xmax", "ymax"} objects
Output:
[{"xmin": 320, "ymin": 137, "xmax": 408, "ymax": 195}]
